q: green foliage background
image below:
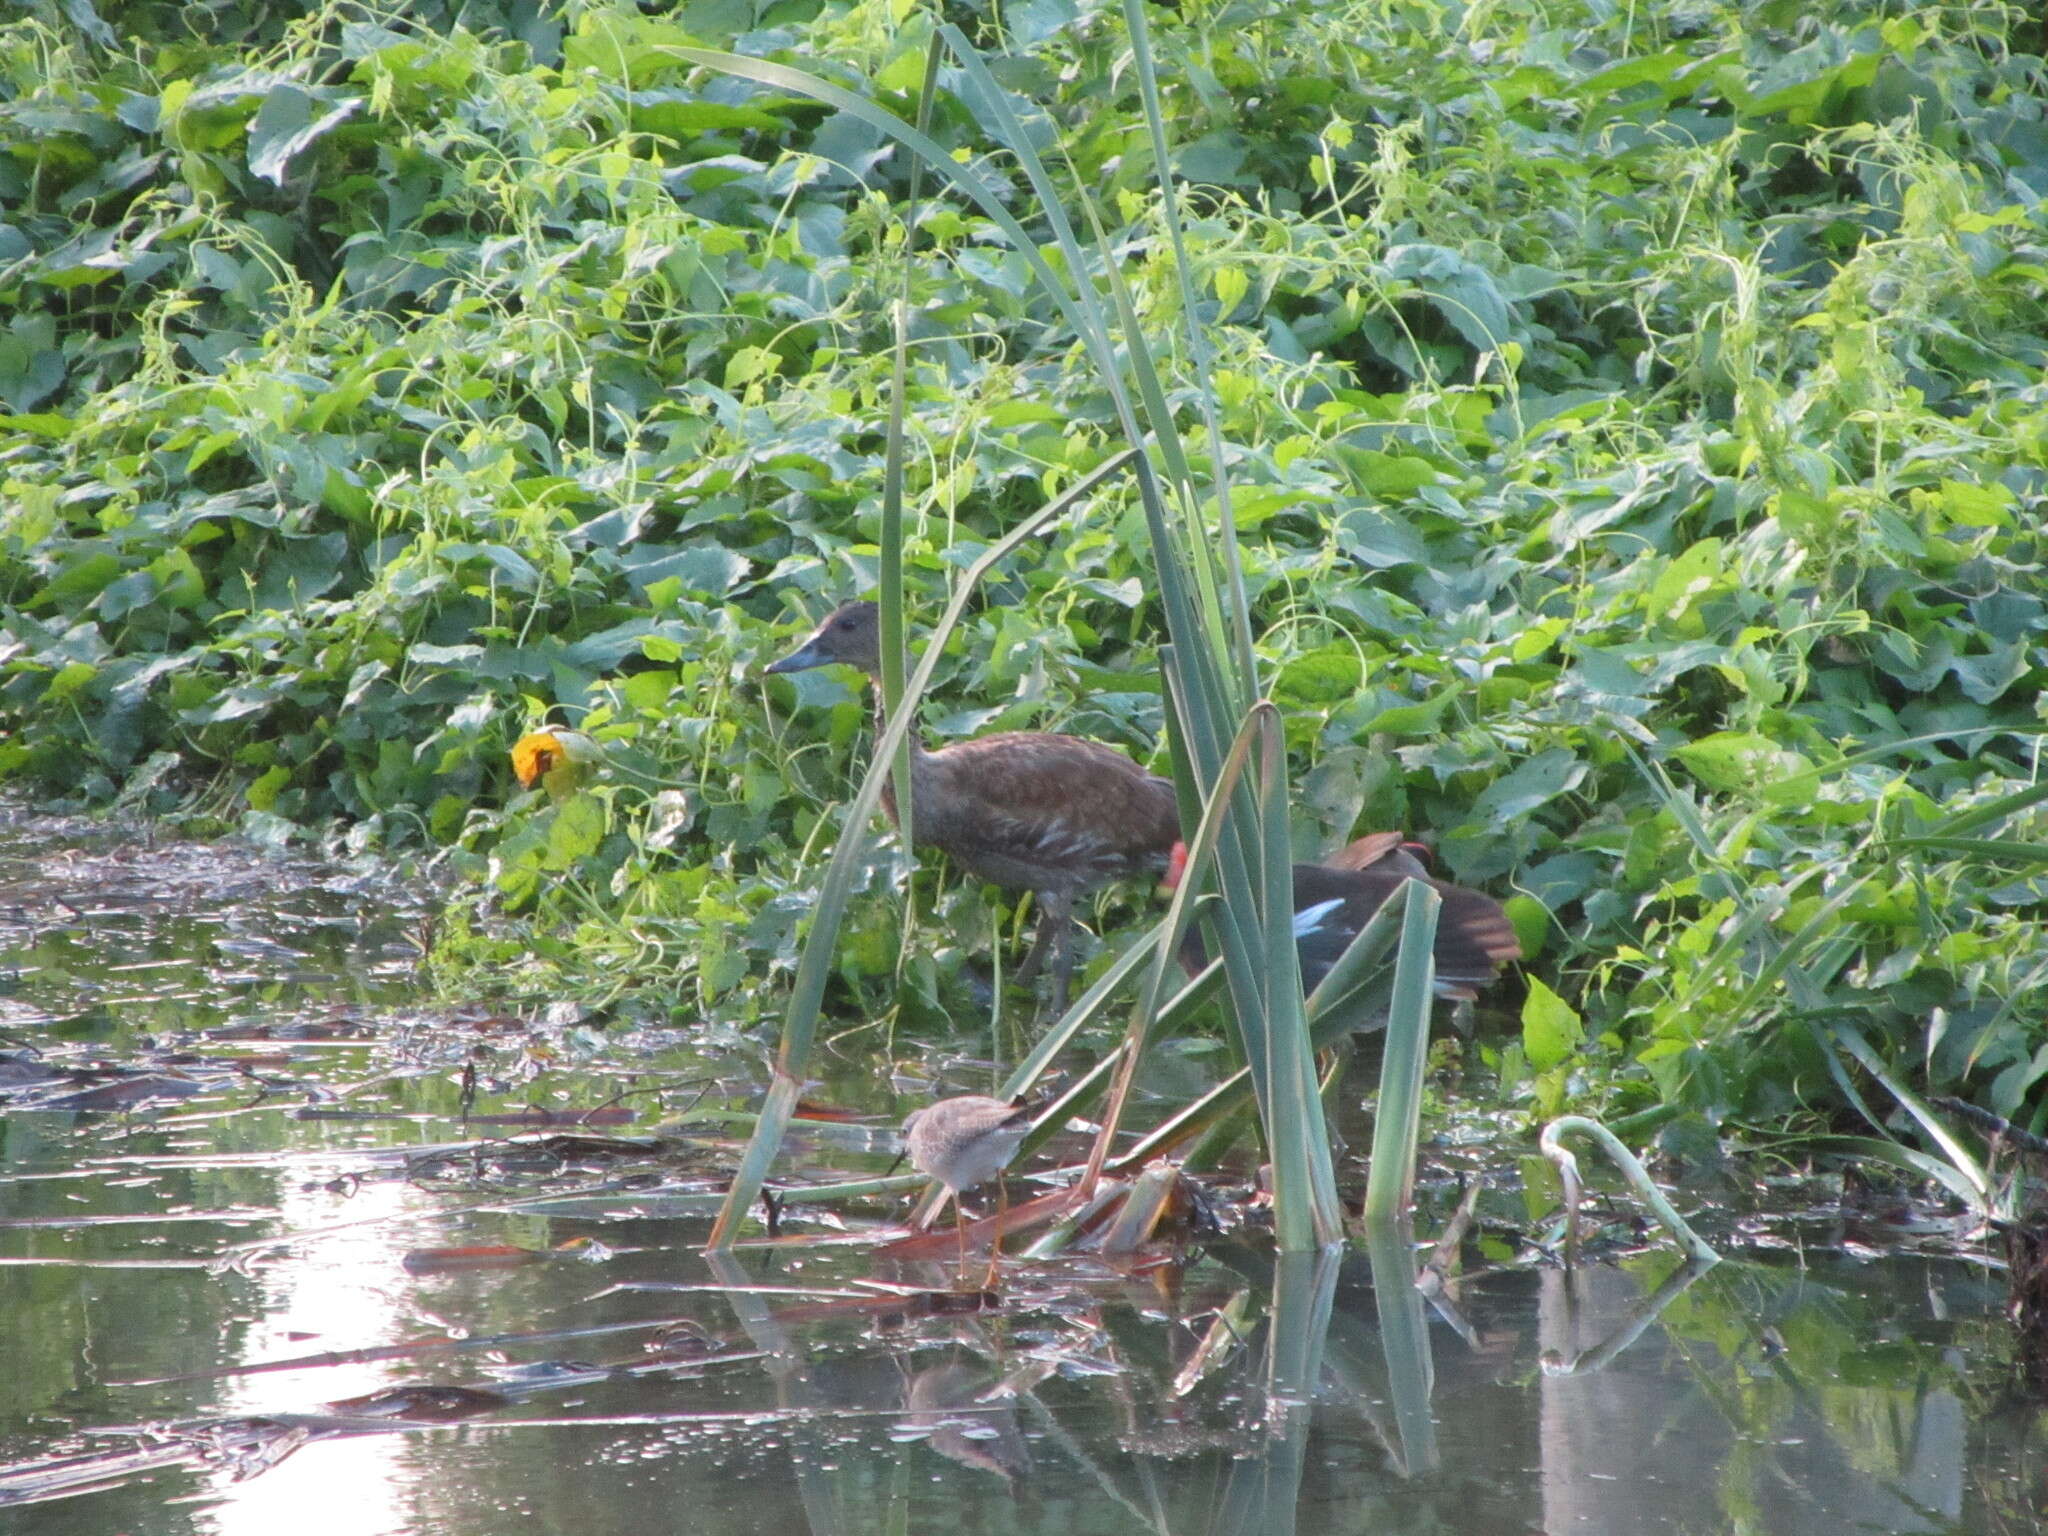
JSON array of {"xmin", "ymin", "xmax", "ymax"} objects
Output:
[{"xmin": 4, "ymin": 0, "xmax": 2046, "ymax": 1141}]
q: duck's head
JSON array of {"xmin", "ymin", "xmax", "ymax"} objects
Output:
[{"xmin": 765, "ymin": 600, "xmax": 881, "ymax": 677}]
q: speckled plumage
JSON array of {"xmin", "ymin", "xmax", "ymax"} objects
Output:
[
  {"xmin": 768, "ymin": 602, "xmax": 1180, "ymax": 1008},
  {"xmin": 898, "ymin": 730, "xmax": 1180, "ymax": 898}
]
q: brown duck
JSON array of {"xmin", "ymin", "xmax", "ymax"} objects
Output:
[
  {"xmin": 1165, "ymin": 834, "xmax": 1520, "ymax": 1000},
  {"xmin": 767, "ymin": 601, "xmax": 1181, "ymax": 1010}
]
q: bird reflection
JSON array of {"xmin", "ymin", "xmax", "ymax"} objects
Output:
[{"xmin": 899, "ymin": 1361, "xmax": 1033, "ymax": 1484}]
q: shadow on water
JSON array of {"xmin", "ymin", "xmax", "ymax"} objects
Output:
[{"xmin": 1, "ymin": 807, "xmax": 2045, "ymax": 1534}]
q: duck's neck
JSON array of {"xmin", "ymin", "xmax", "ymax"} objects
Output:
[{"xmin": 868, "ymin": 677, "xmax": 933, "ymax": 835}]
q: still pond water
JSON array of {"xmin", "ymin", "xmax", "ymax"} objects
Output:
[{"xmin": 0, "ymin": 807, "xmax": 2041, "ymax": 1534}]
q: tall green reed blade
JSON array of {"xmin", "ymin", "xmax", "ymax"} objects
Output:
[
  {"xmin": 1212, "ymin": 1248, "xmax": 1339, "ymax": 1534},
  {"xmin": 879, "ymin": 34, "xmax": 945, "ymax": 761},
  {"xmin": 879, "ymin": 303, "xmax": 912, "ymax": 879},
  {"xmin": 706, "ymin": 449, "xmax": 1138, "ymax": 1248},
  {"xmin": 1157, "ymin": 635, "xmax": 1342, "ymax": 1246},
  {"xmin": 1079, "ymin": 193, "xmax": 1238, "ymax": 690},
  {"xmin": 1825, "ymin": 1019, "xmax": 1989, "ymax": 1209},
  {"xmin": 1359, "ymin": 1216, "xmax": 1439, "ymax": 1474},
  {"xmin": 931, "ymin": 33, "xmax": 1249, "ymax": 778},
  {"xmin": 1088, "ymin": 17, "xmax": 1340, "ymax": 1243},
  {"xmin": 1078, "ymin": 698, "xmax": 1267, "ymax": 1195},
  {"xmin": 1361, "ymin": 882, "xmax": 1440, "ymax": 1223},
  {"xmin": 934, "ymin": 35, "xmax": 1249, "ymax": 771},
  {"xmin": 1118, "ymin": 0, "xmax": 1256, "ymax": 686},
  {"xmin": 1302, "ymin": 894, "xmax": 1407, "ymax": 1032},
  {"xmin": 1128, "ymin": 893, "xmax": 1412, "ymax": 1173},
  {"xmin": 1252, "ymin": 703, "xmax": 1339, "ymax": 1243}
]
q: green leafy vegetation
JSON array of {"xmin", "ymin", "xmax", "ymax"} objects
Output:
[{"xmin": 4, "ymin": 0, "xmax": 2047, "ymax": 1165}]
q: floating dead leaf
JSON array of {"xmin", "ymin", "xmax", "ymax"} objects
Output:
[
  {"xmin": 509, "ymin": 728, "xmax": 601, "ymax": 797},
  {"xmin": 791, "ymin": 1099, "xmax": 867, "ymax": 1123},
  {"xmin": 645, "ymin": 1320, "xmax": 721, "ymax": 1358},
  {"xmin": 324, "ymin": 1385, "xmax": 511, "ymax": 1422},
  {"xmin": 42, "ymin": 1073, "xmax": 205, "ymax": 1111},
  {"xmin": 401, "ymin": 1245, "xmax": 548, "ymax": 1275}
]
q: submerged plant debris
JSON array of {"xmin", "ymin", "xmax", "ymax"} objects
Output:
[{"xmin": 1, "ymin": 808, "xmax": 2043, "ymax": 1533}]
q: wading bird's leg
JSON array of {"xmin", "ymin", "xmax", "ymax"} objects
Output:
[
  {"xmin": 1046, "ymin": 903, "xmax": 1077, "ymax": 1015},
  {"xmin": 980, "ymin": 1178, "xmax": 1009, "ymax": 1292}
]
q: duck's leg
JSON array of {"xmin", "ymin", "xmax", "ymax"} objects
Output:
[
  {"xmin": 1045, "ymin": 899, "xmax": 1077, "ymax": 1014},
  {"xmin": 1012, "ymin": 893, "xmax": 1069, "ymax": 987},
  {"xmin": 1014, "ymin": 895, "xmax": 1075, "ymax": 1013}
]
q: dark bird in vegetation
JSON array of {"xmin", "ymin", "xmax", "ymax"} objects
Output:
[
  {"xmin": 1164, "ymin": 835, "xmax": 1520, "ymax": 1000},
  {"xmin": 767, "ymin": 601, "xmax": 1182, "ymax": 1011}
]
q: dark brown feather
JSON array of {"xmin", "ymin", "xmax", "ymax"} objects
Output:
[
  {"xmin": 1289, "ymin": 862, "xmax": 1519, "ymax": 998},
  {"xmin": 1170, "ymin": 840, "xmax": 1519, "ymax": 1001}
]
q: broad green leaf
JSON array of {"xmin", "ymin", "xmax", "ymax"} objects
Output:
[
  {"xmin": 1274, "ymin": 645, "xmax": 1362, "ymax": 706},
  {"xmin": 1522, "ymin": 977, "xmax": 1584, "ymax": 1072},
  {"xmin": 1673, "ymin": 732, "xmax": 1815, "ymax": 793},
  {"xmin": 1472, "ymin": 749, "xmax": 1586, "ymax": 822},
  {"xmin": 544, "ymin": 794, "xmax": 607, "ymax": 868},
  {"xmin": 247, "ymin": 84, "xmax": 361, "ymax": 185}
]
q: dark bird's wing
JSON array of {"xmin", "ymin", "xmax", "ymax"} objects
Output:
[{"xmin": 1291, "ymin": 864, "xmax": 1520, "ymax": 999}]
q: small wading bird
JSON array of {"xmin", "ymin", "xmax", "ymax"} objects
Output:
[
  {"xmin": 899, "ymin": 1093, "xmax": 1036, "ymax": 1287},
  {"xmin": 1165, "ymin": 835, "xmax": 1521, "ymax": 999},
  {"xmin": 766, "ymin": 601, "xmax": 1181, "ymax": 1011}
]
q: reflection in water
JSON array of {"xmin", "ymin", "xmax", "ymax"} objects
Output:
[
  {"xmin": 0, "ymin": 808, "xmax": 2041, "ymax": 1535},
  {"xmin": 900, "ymin": 1361, "xmax": 1033, "ymax": 1484},
  {"xmin": 1538, "ymin": 1263, "xmax": 1968, "ymax": 1534}
]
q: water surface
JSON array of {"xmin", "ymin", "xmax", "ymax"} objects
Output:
[{"xmin": 0, "ymin": 808, "xmax": 2038, "ymax": 1534}]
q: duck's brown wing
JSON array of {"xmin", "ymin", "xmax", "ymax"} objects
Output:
[
  {"xmin": 1324, "ymin": 832, "xmax": 1407, "ymax": 871},
  {"xmin": 916, "ymin": 732, "xmax": 1181, "ymax": 895},
  {"xmin": 1324, "ymin": 831, "xmax": 1435, "ymax": 879}
]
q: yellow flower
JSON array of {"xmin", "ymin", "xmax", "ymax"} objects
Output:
[{"xmin": 509, "ymin": 728, "xmax": 600, "ymax": 798}]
